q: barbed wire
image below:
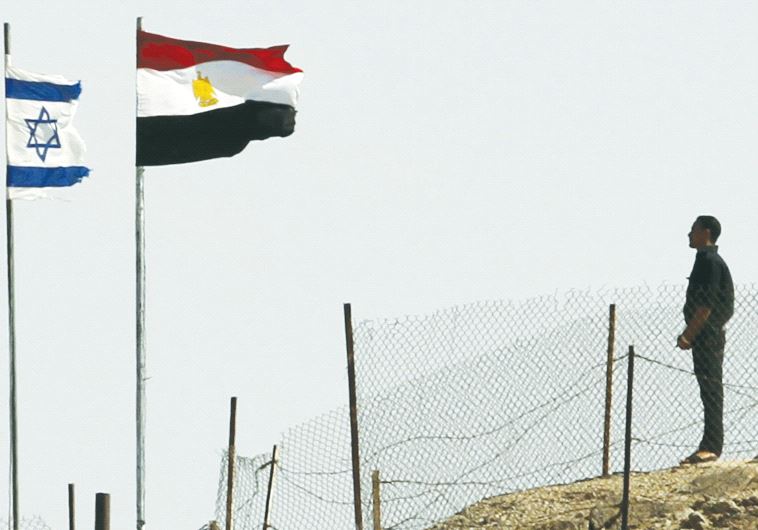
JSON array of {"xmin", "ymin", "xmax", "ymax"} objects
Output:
[
  {"xmin": 209, "ymin": 283, "xmax": 758, "ymax": 530},
  {"xmin": 381, "ymin": 447, "xmax": 609, "ymax": 490},
  {"xmin": 361, "ymin": 357, "xmax": 616, "ymax": 462},
  {"xmin": 636, "ymin": 353, "xmax": 758, "ymax": 393},
  {"xmin": 375, "ymin": 373, "xmax": 610, "ymax": 529}
]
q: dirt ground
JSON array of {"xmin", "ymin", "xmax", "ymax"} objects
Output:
[{"xmin": 429, "ymin": 460, "xmax": 758, "ymax": 529}]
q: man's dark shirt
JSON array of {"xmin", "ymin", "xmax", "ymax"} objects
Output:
[{"xmin": 684, "ymin": 245, "xmax": 734, "ymax": 331}]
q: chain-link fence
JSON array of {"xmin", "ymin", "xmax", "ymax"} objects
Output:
[
  {"xmin": 0, "ymin": 517, "xmax": 52, "ymax": 530},
  {"xmin": 213, "ymin": 283, "xmax": 758, "ymax": 530},
  {"xmin": 213, "ymin": 407, "xmax": 354, "ymax": 530}
]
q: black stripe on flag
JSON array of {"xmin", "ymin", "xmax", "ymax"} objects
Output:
[{"xmin": 136, "ymin": 100, "xmax": 296, "ymax": 166}]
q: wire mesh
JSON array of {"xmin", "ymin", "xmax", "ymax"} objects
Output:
[
  {"xmin": 0, "ymin": 517, "xmax": 52, "ymax": 530},
  {"xmin": 214, "ymin": 407, "xmax": 354, "ymax": 530},
  {"xmin": 214, "ymin": 283, "xmax": 758, "ymax": 530},
  {"xmin": 214, "ymin": 451, "xmax": 273, "ymax": 530}
]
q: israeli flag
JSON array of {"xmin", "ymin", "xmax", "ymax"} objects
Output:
[{"xmin": 5, "ymin": 65, "xmax": 89, "ymax": 200}]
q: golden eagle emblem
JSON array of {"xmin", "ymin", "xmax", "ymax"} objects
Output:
[{"xmin": 192, "ymin": 71, "xmax": 219, "ymax": 107}]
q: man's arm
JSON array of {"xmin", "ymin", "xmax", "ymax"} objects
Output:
[{"xmin": 678, "ymin": 306, "xmax": 712, "ymax": 350}]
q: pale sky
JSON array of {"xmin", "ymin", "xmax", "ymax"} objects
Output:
[{"xmin": 2, "ymin": 1, "xmax": 758, "ymax": 529}]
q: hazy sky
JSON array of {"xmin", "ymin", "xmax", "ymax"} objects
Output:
[{"xmin": 2, "ymin": 1, "xmax": 758, "ymax": 529}]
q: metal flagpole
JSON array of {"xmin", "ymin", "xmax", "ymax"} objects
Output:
[
  {"xmin": 135, "ymin": 16, "xmax": 147, "ymax": 530},
  {"xmin": 4, "ymin": 21, "xmax": 20, "ymax": 530}
]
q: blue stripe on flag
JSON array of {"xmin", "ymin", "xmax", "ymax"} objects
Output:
[
  {"xmin": 7, "ymin": 165, "xmax": 89, "ymax": 187},
  {"xmin": 5, "ymin": 78, "xmax": 82, "ymax": 102}
]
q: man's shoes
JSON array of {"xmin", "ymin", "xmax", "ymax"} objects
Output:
[{"xmin": 680, "ymin": 450, "xmax": 719, "ymax": 465}]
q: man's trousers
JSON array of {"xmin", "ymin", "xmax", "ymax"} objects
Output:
[{"xmin": 692, "ymin": 328, "xmax": 725, "ymax": 455}]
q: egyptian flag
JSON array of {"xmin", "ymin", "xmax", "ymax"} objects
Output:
[{"xmin": 136, "ymin": 30, "xmax": 303, "ymax": 166}]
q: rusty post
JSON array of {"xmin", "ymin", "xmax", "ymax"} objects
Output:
[
  {"xmin": 95, "ymin": 493, "xmax": 110, "ymax": 530},
  {"xmin": 262, "ymin": 445, "xmax": 279, "ymax": 529},
  {"xmin": 602, "ymin": 303, "xmax": 616, "ymax": 477},
  {"xmin": 371, "ymin": 470, "xmax": 381, "ymax": 530}
]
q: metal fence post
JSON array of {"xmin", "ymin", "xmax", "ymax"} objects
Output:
[
  {"xmin": 371, "ymin": 470, "xmax": 382, "ymax": 530},
  {"xmin": 262, "ymin": 445, "xmax": 279, "ymax": 529},
  {"xmin": 344, "ymin": 303, "xmax": 364, "ymax": 530},
  {"xmin": 602, "ymin": 303, "xmax": 616, "ymax": 477},
  {"xmin": 95, "ymin": 493, "xmax": 110, "ymax": 530},
  {"xmin": 620, "ymin": 345, "xmax": 635, "ymax": 530},
  {"xmin": 226, "ymin": 397, "xmax": 238, "ymax": 530},
  {"xmin": 68, "ymin": 484, "xmax": 76, "ymax": 530}
]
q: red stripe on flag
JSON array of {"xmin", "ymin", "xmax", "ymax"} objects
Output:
[{"xmin": 137, "ymin": 30, "xmax": 302, "ymax": 74}]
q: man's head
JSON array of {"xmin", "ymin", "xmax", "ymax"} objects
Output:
[{"xmin": 688, "ymin": 215, "xmax": 721, "ymax": 249}]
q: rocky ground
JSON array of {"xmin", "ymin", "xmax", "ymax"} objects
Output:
[{"xmin": 429, "ymin": 460, "xmax": 758, "ymax": 529}]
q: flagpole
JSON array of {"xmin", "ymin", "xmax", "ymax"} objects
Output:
[
  {"xmin": 3, "ymin": 21, "xmax": 20, "ymax": 530},
  {"xmin": 135, "ymin": 16, "xmax": 147, "ymax": 530},
  {"xmin": 135, "ymin": 162, "xmax": 145, "ymax": 530}
]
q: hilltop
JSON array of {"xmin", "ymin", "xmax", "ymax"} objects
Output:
[{"xmin": 429, "ymin": 460, "xmax": 758, "ymax": 529}]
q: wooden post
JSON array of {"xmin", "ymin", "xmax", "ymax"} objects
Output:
[
  {"xmin": 209, "ymin": 521, "xmax": 220, "ymax": 530},
  {"xmin": 68, "ymin": 484, "xmax": 76, "ymax": 530},
  {"xmin": 371, "ymin": 470, "xmax": 381, "ymax": 530},
  {"xmin": 225, "ymin": 397, "xmax": 238, "ymax": 530},
  {"xmin": 602, "ymin": 304, "xmax": 616, "ymax": 477},
  {"xmin": 262, "ymin": 445, "xmax": 279, "ymax": 529},
  {"xmin": 95, "ymin": 493, "xmax": 110, "ymax": 530},
  {"xmin": 620, "ymin": 345, "xmax": 635, "ymax": 530},
  {"xmin": 344, "ymin": 303, "xmax": 364, "ymax": 530}
]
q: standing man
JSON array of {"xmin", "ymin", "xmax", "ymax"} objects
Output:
[{"xmin": 677, "ymin": 215, "xmax": 734, "ymax": 464}]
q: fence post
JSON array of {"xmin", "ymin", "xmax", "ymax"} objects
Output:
[
  {"xmin": 371, "ymin": 470, "xmax": 382, "ymax": 530},
  {"xmin": 226, "ymin": 397, "xmax": 238, "ymax": 530},
  {"xmin": 210, "ymin": 521, "xmax": 220, "ymax": 530},
  {"xmin": 602, "ymin": 303, "xmax": 616, "ymax": 477},
  {"xmin": 95, "ymin": 493, "xmax": 110, "ymax": 530},
  {"xmin": 262, "ymin": 445, "xmax": 279, "ymax": 530},
  {"xmin": 620, "ymin": 345, "xmax": 635, "ymax": 530},
  {"xmin": 68, "ymin": 483, "xmax": 76, "ymax": 530},
  {"xmin": 344, "ymin": 303, "xmax": 364, "ymax": 530}
]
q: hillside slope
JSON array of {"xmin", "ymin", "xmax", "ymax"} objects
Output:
[{"xmin": 429, "ymin": 460, "xmax": 758, "ymax": 529}]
